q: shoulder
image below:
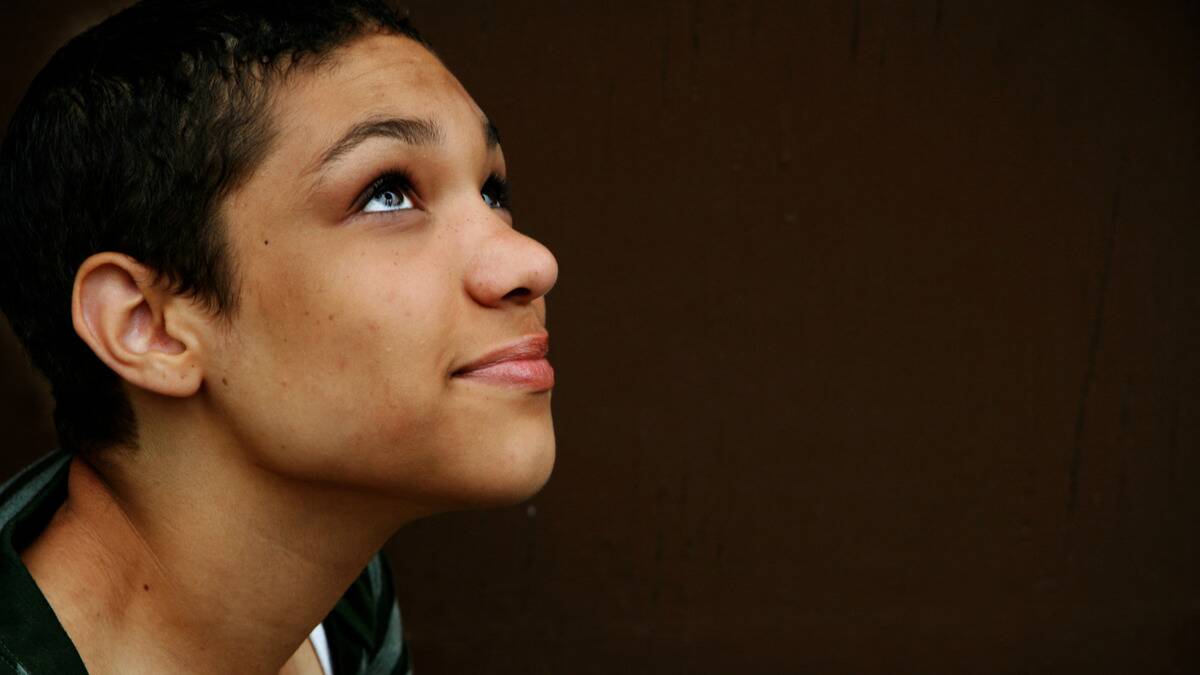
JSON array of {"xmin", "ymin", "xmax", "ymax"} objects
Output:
[{"xmin": 322, "ymin": 550, "xmax": 412, "ymax": 675}]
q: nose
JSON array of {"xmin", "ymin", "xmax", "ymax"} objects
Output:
[{"xmin": 464, "ymin": 217, "xmax": 558, "ymax": 308}]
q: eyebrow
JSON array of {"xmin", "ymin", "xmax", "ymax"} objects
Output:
[
  {"xmin": 318, "ymin": 116, "xmax": 445, "ymax": 168},
  {"xmin": 316, "ymin": 115, "xmax": 503, "ymax": 173}
]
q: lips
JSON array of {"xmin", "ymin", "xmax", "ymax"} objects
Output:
[{"xmin": 452, "ymin": 333, "xmax": 554, "ymax": 390}]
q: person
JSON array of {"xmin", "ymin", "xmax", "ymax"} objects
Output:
[{"xmin": 0, "ymin": 0, "xmax": 559, "ymax": 673}]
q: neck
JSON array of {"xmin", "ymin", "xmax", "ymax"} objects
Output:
[{"xmin": 22, "ymin": 432, "xmax": 417, "ymax": 675}]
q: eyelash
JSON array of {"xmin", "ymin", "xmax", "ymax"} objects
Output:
[
  {"xmin": 353, "ymin": 171, "xmax": 512, "ymax": 213},
  {"xmin": 355, "ymin": 170, "xmax": 414, "ymax": 213},
  {"xmin": 482, "ymin": 173, "xmax": 512, "ymax": 210}
]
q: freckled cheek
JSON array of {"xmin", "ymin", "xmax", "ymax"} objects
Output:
[
  {"xmin": 244, "ymin": 248, "xmax": 455, "ymax": 389},
  {"xmin": 237, "ymin": 266, "xmax": 347, "ymax": 374},
  {"xmin": 319, "ymin": 286, "xmax": 447, "ymax": 380}
]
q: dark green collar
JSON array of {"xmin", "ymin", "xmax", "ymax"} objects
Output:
[{"xmin": 0, "ymin": 450, "xmax": 89, "ymax": 674}]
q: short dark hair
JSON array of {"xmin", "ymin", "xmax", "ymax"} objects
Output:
[{"xmin": 0, "ymin": 0, "xmax": 424, "ymax": 454}]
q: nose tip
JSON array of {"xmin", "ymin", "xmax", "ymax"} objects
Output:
[{"xmin": 465, "ymin": 225, "xmax": 558, "ymax": 309}]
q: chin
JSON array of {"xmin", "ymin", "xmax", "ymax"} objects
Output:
[
  {"xmin": 479, "ymin": 434, "xmax": 556, "ymax": 507},
  {"xmin": 440, "ymin": 430, "xmax": 556, "ymax": 510}
]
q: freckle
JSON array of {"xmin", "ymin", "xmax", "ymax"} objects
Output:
[
  {"xmin": 222, "ymin": 377, "xmax": 229, "ymax": 386},
  {"xmin": 143, "ymin": 584, "xmax": 150, "ymax": 591},
  {"xmin": 328, "ymin": 314, "xmax": 335, "ymax": 321}
]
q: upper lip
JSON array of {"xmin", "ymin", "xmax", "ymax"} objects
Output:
[{"xmin": 452, "ymin": 333, "xmax": 549, "ymax": 375}]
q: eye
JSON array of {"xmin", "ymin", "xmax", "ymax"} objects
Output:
[
  {"xmin": 359, "ymin": 172, "xmax": 415, "ymax": 213},
  {"xmin": 481, "ymin": 173, "xmax": 511, "ymax": 210}
]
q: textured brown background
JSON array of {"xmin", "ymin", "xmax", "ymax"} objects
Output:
[{"xmin": 2, "ymin": 2, "xmax": 1198, "ymax": 673}]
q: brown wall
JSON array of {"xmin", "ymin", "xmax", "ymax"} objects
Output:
[{"xmin": 2, "ymin": 2, "xmax": 1197, "ymax": 673}]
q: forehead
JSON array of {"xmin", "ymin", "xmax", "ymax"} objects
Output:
[{"xmin": 267, "ymin": 33, "xmax": 485, "ymax": 164}]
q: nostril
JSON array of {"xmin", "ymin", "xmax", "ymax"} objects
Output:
[{"xmin": 502, "ymin": 287, "xmax": 531, "ymax": 300}]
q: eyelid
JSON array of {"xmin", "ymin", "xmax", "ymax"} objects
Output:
[{"xmin": 351, "ymin": 170, "xmax": 416, "ymax": 213}]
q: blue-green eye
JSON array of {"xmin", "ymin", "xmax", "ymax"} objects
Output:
[{"xmin": 359, "ymin": 172, "xmax": 415, "ymax": 213}]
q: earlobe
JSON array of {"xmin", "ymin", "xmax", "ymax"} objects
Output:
[{"xmin": 72, "ymin": 253, "xmax": 202, "ymax": 397}]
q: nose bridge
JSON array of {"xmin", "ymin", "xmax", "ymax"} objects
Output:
[{"xmin": 463, "ymin": 207, "xmax": 558, "ymax": 308}]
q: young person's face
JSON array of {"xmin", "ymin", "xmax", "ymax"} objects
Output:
[{"xmin": 205, "ymin": 34, "xmax": 558, "ymax": 508}]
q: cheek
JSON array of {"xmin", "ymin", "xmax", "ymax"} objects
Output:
[{"xmin": 213, "ymin": 249, "xmax": 460, "ymax": 478}]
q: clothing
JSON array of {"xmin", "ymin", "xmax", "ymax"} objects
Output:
[
  {"xmin": 310, "ymin": 623, "xmax": 334, "ymax": 675},
  {"xmin": 0, "ymin": 450, "xmax": 412, "ymax": 675}
]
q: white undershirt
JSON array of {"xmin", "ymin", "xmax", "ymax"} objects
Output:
[{"xmin": 308, "ymin": 623, "xmax": 333, "ymax": 675}]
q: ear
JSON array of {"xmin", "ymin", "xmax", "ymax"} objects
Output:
[{"xmin": 71, "ymin": 252, "xmax": 206, "ymax": 397}]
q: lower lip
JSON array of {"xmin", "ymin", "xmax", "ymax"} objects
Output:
[{"xmin": 454, "ymin": 358, "xmax": 555, "ymax": 390}]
